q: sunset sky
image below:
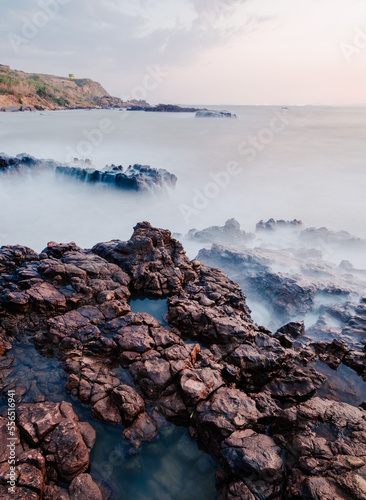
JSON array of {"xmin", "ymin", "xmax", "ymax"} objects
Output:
[{"xmin": 0, "ymin": 0, "xmax": 365, "ymax": 105}]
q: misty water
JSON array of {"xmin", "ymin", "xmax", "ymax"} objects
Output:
[
  {"xmin": 1, "ymin": 105, "xmax": 366, "ymax": 253},
  {"xmin": 1, "ymin": 106, "xmax": 366, "ymax": 498}
]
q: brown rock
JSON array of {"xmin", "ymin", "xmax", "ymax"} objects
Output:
[
  {"xmin": 122, "ymin": 412, "xmax": 158, "ymax": 447},
  {"xmin": 91, "ymin": 397, "xmax": 122, "ymax": 424},
  {"xmin": 111, "ymin": 384, "xmax": 145, "ymax": 424},
  {"xmin": 196, "ymin": 387, "xmax": 259, "ymax": 455},
  {"xmin": 179, "ymin": 367, "xmax": 224, "ymax": 405},
  {"xmin": 69, "ymin": 473, "xmax": 102, "ymax": 500},
  {"xmin": 221, "ymin": 429, "xmax": 284, "ymax": 482}
]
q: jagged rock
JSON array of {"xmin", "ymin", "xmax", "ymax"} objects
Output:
[
  {"xmin": 218, "ymin": 480, "xmax": 256, "ymax": 500},
  {"xmin": 221, "ymin": 429, "xmax": 284, "ymax": 498},
  {"xmin": 0, "ymin": 154, "xmax": 177, "ymax": 192},
  {"xmin": 195, "ymin": 387, "xmax": 259, "ymax": 455},
  {"xmin": 187, "ymin": 219, "xmax": 253, "ymax": 244},
  {"xmin": 0, "ymin": 402, "xmax": 96, "ymax": 498},
  {"xmin": 122, "ymin": 412, "xmax": 158, "ymax": 447},
  {"xmin": 277, "ymin": 321, "xmax": 305, "ymax": 339},
  {"xmin": 56, "ymin": 164, "xmax": 177, "ymax": 192},
  {"xmin": 111, "ymin": 384, "xmax": 145, "ymax": 424},
  {"xmin": 1, "ymin": 222, "xmax": 365, "ymax": 498},
  {"xmin": 179, "ymin": 367, "xmax": 224, "ymax": 406},
  {"xmin": 69, "ymin": 473, "xmax": 103, "ymax": 500},
  {"xmin": 256, "ymin": 218, "xmax": 303, "ymax": 231},
  {"xmin": 273, "ymin": 397, "xmax": 366, "ymax": 499}
]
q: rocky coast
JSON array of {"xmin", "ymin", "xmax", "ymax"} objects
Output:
[
  {"xmin": 0, "ymin": 222, "xmax": 365, "ymax": 499},
  {"xmin": 0, "ymin": 154, "xmax": 177, "ymax": 192}
]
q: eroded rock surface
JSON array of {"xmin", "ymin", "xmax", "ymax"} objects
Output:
[
  {"xmin": 0, "ymin": 222, "xmax": 365, "ymax": 499},
  {"xmin": 0, "ymin": 402, "xmax": 99, "ymax": 499}
]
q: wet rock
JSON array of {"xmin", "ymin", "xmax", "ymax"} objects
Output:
[
  {"xmin": 311, "ymin": 338, "xmax": 349, "ymax": 369},
  {"xmin": 93, "ymin": 222, "xmax": 196, "ymax": 296},
  {"xmin": 218, "ymin": 480, "xmax": 256, "ymax": 500},
  {"xmin": 2, "ymin": 222, "xmax": 365, "ymax": 498},
  {"xmin": 56, "ymin": 163, "xmax": 177, "ymax": 192},
  {"xmin": 111, "ymin": 384, "xmax": 145, "ymax": 424},
  {"xmin": 179, "ymin": 367, "xmax": 224, "ymax": 406},
  {"xmin": 0, "ymin": 153, "xmax": 177, "ymax": 192},
  {"xmin": 227, "ymin": 342, "xmax": 289, "ymax": 389},
  {"xmin": 116, "ymin": 325, "xmax": 154, "ymax": 353},
  {"xmin": 273, "ymin": 397, "xmax": 366, "ymax": 499},
  {"xmin": 277, "ymin": 321, "xmax": 305, "ymax": 339},
  {"xmin": 16, "ymin": 402, "xmax": 93, "ymax": 482},
  {"xmin": 122, "ymin": 412, "xmax": 158, "ymax": 447},
  {"xmin": 91, "ymin": 397, "xmax": 122, "ymax": 424},
  {"xmin": 195, "ymin": 387, "xmax": 259, "ymax": 455},
  {"xmin": 0, "ymin": 401, "xmax": 96, "ymax": 498},
  {"xmin": 221, "ymin": 429, "xmax": 284, "ymax": 498},
  {"xmin": 43, "ymin": 484, "xmax": 70, "ymax": 499},
  {"xmin": 69, "ymin": 473, "xmax": 103, "ymax": 500},
  {"xmin": 263, "ymin": 366, "xmax": 325, "ymax": 402}
]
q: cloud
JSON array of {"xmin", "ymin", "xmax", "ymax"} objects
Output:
[{"xmin": 0, "ymin": 0, "xmax": 268, "ymax": 74}]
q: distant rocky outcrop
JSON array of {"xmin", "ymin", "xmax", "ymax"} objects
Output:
[
  {"xmin": 0, "ymin": 222, "xmax": 365, "ymax": 499},
  {"xmin": 256, "ymin": 218, "xmax": 303, "ymax": 231},
  {"xmin": 187, "ymin": 219, "xmax": 254, "ymax": 244},
  {"xmin": 56, "ymin": 164, "xmax": 177, "ymax": 192},
  {"xmin": 0, "ymin": 153, "xmax": 177, "ymax": 192},
  {"xmin": 127, "ymin": 103, "xmax": 200, "ymax": 113},
  {"xmin": 195, "ymin": 110, "xmax": 237, "ymax": 118}
]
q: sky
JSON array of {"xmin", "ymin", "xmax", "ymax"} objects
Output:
[{"xmin": 0, "ymin": 0, "xmax": 365, "ymax": 105}]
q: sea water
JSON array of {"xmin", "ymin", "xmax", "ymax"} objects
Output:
[{"xmin": 1, "ymin": 105, "xmax": 366, "ymax": 255}]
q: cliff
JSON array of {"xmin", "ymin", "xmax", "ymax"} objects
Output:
[{"xmin": 0, "ymin": 64, "xmax": 138, "ymax": 111}]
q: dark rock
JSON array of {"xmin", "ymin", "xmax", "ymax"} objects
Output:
[
  {"xmin": 179, "ymin": 367, "xmax": 224, "ymax": 406},
  {"xmin": 195, "ymin": 110, "xmax": 237, "ymax": 118},
  {"xmin": 256, "ymin": 218, "xmax": 303, "ymax": 231},
  {"xmin": 69, "ymin": 473, "xmax": 103, "ymax": 500},
  {"xmin": 195, "ymin": 387, "xmax": 259, "ymax": 455},
  {"xmin": 111, "ymin": 384, "xmax": 145, "ymax": 424},
  {"xmin": 122, "ymin": 412, "xmax": 158, "ymax": 447},
  {"xmin": 128, "ymin": 103, "xmax": 200, "ymax": 112},
  {"xmin": 56, "ymin": 164, "xmax": 177, "ymax": 192},
  {"xmin": 221, "ymin": 429, "xmax": 284, "ymax": 498},
  {"xmin": 187, "ymin": 219, "xmax": 254, "ymax": 244},
  {"xmin": 277, "ymin": 321, "xmax": 305, "ymax": 339}
]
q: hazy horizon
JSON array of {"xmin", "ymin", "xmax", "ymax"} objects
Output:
[{"xmin": 1, "ymin": 0, "xmax": 365, "ymax": 106}]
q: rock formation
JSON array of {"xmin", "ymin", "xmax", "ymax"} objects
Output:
[
  {"xmin": 0, "ymin": 154, "xmax": 177, "ymax": 192},
  {"xmin": 0, "ymin": 222, "xmax": 365, "ymax": 499}
]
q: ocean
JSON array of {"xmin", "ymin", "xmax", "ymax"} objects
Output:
[{"xmin": 1, "ymin": 105, "xmax": 366, "ymax": 255}]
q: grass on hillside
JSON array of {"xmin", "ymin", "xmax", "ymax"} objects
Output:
[{"xmin": 0, "ymin": 67, "xmax": 97, "ymax": 106}]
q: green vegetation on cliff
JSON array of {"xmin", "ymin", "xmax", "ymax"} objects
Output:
[{"xmin": 0, "ymin": 64, "xmax": 124, "ymax": 110}]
